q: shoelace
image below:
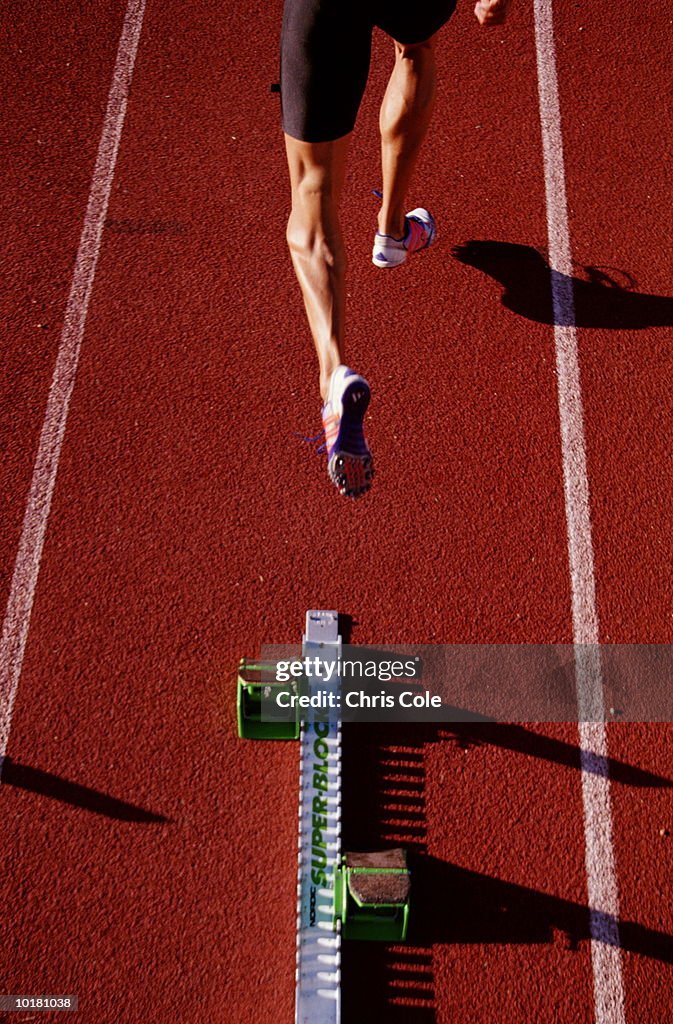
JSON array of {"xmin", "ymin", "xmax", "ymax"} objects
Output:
[
  {"xmin": 295, "ymin": 410, "xmax": 368, "ymax": 459},
  {"xmin": 295, "ymin": 428, "xmax": 328, "ymax": 455}
]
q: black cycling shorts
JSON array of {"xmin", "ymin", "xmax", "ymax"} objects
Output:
[{"xmin": 281, "ymin": 0, "xmax": 457, "ymax": 143}]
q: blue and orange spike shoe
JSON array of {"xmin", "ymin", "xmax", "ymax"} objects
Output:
[
  {"xmin": 322, "ymin": 365, "xmax": 374, "ymax": 499},
  {"xmin": 372, "ymin": 208, "xmax": 437, "ymax": 268}
]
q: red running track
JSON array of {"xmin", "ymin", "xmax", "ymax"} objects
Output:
[{"xmin": 1, "ymin": 2, "xmax": 672, "ymax": 1022}]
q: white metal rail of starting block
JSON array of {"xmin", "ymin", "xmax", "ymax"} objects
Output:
[{"xmin": 295, "ymin": 610, "xmax": 342, "ymax": 1024}]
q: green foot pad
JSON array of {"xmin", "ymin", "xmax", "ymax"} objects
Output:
[{"xmin": 335, "ymin": 848, "xmax": 410, "ymax": 941}]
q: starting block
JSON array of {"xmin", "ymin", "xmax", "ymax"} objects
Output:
[
  {"xmin": 236, "ymin": 658, "xmax": 300, "ymax": 740},
  {"xmin": 334, "ymin": 849, "xmax": 410, "ymax": 942},
  {"xmin": 236, "ymin": 612, "xmax": 411, "ymax": 1023}
]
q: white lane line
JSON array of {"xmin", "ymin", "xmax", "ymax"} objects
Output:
[
  {"xmin": 533, "ymin": 3, "xmax": 626, "ymax": 1023},
  {"xmin": 0, "ymin": 0, "xmax": 147, "ymax": 770}
]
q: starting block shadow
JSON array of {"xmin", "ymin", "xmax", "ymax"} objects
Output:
[
  {"xmin": 344, "ymin": 946, "xmax": 435, "ymax": 1023},
  {"xmin": 342, "ymin": 722, "xmax": 673, "ymax": 979},
  {"xmin": 342, "ymin": 723, "xmax": 436, "ymax": 1022}
]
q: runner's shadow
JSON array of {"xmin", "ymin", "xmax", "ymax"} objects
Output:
[
  {"xmin": 452, "ymin": 240, "xmax": 673, "ymax": 328},
  {"xmin": 2, "ymin": 758, "xmax": 169, "ymax": 823}
]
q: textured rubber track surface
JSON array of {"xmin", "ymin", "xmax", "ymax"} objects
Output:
[{"xmin": 1, "ymin": 1, "xmax": 672, "ymax": 1022}]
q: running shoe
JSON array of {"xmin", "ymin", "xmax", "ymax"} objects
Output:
[
  {"xmin": 372, "ymin": 208, "xmax": 437, "ymax": 268},
  {"xmin": 322, "ymin": 365, "xmax": 373, "ymax": 499}
]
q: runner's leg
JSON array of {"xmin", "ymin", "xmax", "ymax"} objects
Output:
[
  {"xmin": 281, "ymin": 0, "xmax": 370, "ymax": 400},
  {"xmin": 378, "ymin": 34, "xmax": 438, "ymax": 239},
  {"xmin": 284, "ymin": 133, "xmax": 350, "ymax": 402}
]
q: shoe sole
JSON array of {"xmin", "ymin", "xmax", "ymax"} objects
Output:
[{"xmin": 327, "ymin": 380, "xmax": 374, "ymax": 499}]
